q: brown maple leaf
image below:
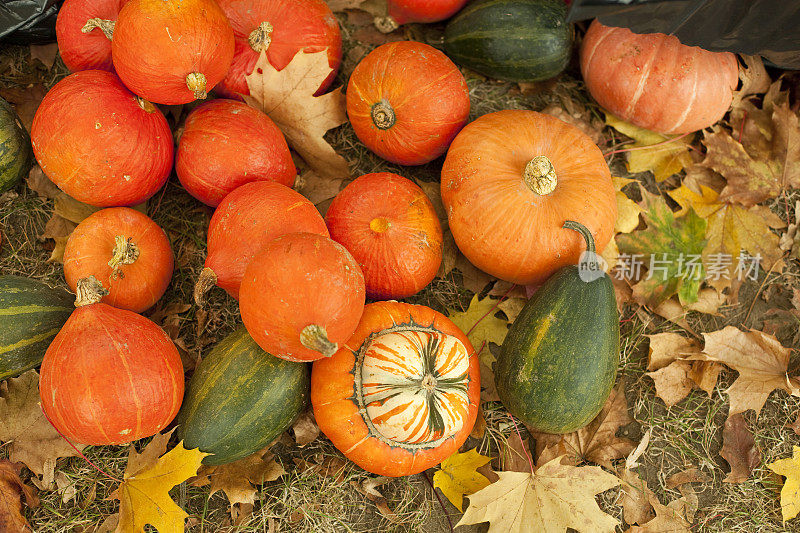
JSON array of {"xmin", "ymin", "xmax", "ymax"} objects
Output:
[
  {"xmin": 0, "ymin": 460, "xmax": 39, "ymax": 532},
  {"xmin": 720, "ymin": 413, "xmax": 760, "ymax": 483},
  {"xmin": 292, "ymin": 411, "xmax": 320, "ymax": 447},
  {"xmin": 499, "ymin": 432, "xmax": 533, "ymax": 473},
  {"xmin": 645, "ymin": 333, "xmax": 722, "ymax": 406}
]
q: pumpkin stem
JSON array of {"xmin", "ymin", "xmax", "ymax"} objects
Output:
[
  {"xmin": 75, "ymin": 276, "xmax": 109, "ymax": 307},
  {"xmin": 369, "ymin": 217, "xmax": 391, "ymax": 233},
  {"xmin": 373, "ymin": 16, "xmax": 399, "ymax": 33},
  {"xmin": 300, "ymin": 324, "xmax": 338, "ymax": 357},
  {"xmin": 193, "ymin": 267, "xmax": 217, "ymax": 307},
  {"xmin": 135, "ymin": 96, "xmax": 156, "ymax": 113},
  {"xmin": 421, "ymin": 373, "xmax": 438, "ymax": 391},
  {"xmin": 108, "ymin": 235, "xmax": 140, "ymax": 280},
  {"xmin": 248, "ymin": 21, "xmax": 274, "ymax": 53},
  {"xmin": 186, "ymin": 72, "xmax": 208, "ymax": 100},
  {"xmin": 563, "ymin": 221, "xmax": 595, "ymax": 254},
  {"xmin": 371, "ymin": 101, "xmax": 396, "ymax": 130},
  {"xmin": 523, "ymin": 156, "xmax": 558, "ymax": 196},
  {"xmin": 81, "ymin": 18, "xmax": 115, "ymax": 40}
]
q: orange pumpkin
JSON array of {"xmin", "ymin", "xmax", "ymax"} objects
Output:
[
  {"xmin": 39, "ymin": 276, "xmax": 184, "ymax": 445},
  {"xmin": 441, "ymin": 109, "xmax": 616, "ymax": 285},
  {"xmin": 325, "ymin": 172, "xmax": 442, "ymax": 299},
  {"xmin": 63, "ymin": 208, "xmax": 173, "ymax": 313},
  {"xmin": 580, "ymin": 20, "xmax": 739, "ymax": 134},
  {"xmin": 311, "ymin": 301, "xmax": 480, "ymax": 477},
  {"xmin": 215, "ymin": 0, "xmax": 342, "ymax": 99},
  {"xmin": 380, "ymin": 0, "xmax": 468, "ymax": 28},
  {"xmin": 195, "ymin": 181, "xmax": 329, "ymax": 304},
  {"xmin": 176, "ymin": 99, "xmax": 296, "ymax": 207},
  {"xmin": 346, "ymin": 41, "xmax": 470, "ymax": 166},
  {"xmin": 239, "ymin": 232, "xmax": 365, "ymax": 362},
  {"xmin": 112, "ymin": 0, "xmax": 235, "ymax": 105},
  {"xmin": 56, "ymin": 0, "xmax": 129, "ymax": 72}
]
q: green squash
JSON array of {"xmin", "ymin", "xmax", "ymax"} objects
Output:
[
  {"xmin": 0, "ymin": 276, "xmax": 74, "ymax": 380},
  {"xmin": 176, "ymin": 327, "xmax": 310, "ymax": 465},
  {"xmin": 443, "ymin": 0, "xmax": 572, "ymax": 83},
  {"xmin": 496, "ymin": 222, "xmax": 619, "ymax": 434},
  {"xmin": 0, "ymin": 97, "xmax": 33, "ymax": 193}
]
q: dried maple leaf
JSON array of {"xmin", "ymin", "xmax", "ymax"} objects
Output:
[
  {"xmin": 618, "ymin": 468, "xmax": 655, "ymax": 527},
  {"xmin": 767, "ymin": 446, "xmax": 800, "ymax": 522},
  {"xmin": 196, "ymin": 447, "xmax": 285, "ymax": 510},
  {"xmin": 327, "ymin": 0, "xmax": 386, "ymax": 16},
  {"xmin": 432, "ymin": 448, "xmax": 492, "ymax": 511},
  {"xmin": 0, "ymin": 84, "xmax": 47, "ymax": 132},
  {"xmin": 647, "ymin": 361, "xmax": 694, "ymax": 407},
  {"xmin": 293, "ymin": 167, "xmax": 348, "ymax": 209},
  {"xmin": 0, "ymin": 460, "xmax": 39, "ymax": 532},
  {"xmin": 605, "ymin": 113, "xmax": 693, "ymax": 182},
  {"xmin": 0, "ymin": 370, "xmax": 85, "ymax": 483},
  {"xmin": 352, "ymin": 476, "xmax": 400, "ymax": 524},
  {"xmin": 499, "ymin": 432, "xmax": 534, "ymax": 473},
  {"xmin": 731, "ymin": 55, "xmax": 771, "ymax": 108},
  {"xmin": 665, "ymin": 467, "xmax": 708, "ymax": 489},
  {"xmin": 244, "ymin": 50, "xmax": 348, "ymax": 180},
  {"xmin": 292, "ymin": 411, "xmax": 320, "ymax": 447},
  {"xmin": 112, "ymin": 433, "xmax": 208, "ymax": 533},
  {"xmin": 628, "ymin": 494, "xmax": 692, "ymax": 533},
  {"xmin": 457, "ymin": 457, "xmax": 620, "ymax": 533},
  {"xmin": 29, "ymin": 43, "xmax": 59, "ymax": 70},
  {"xmin": 720, "ymin": 413, "xmax": 760, "ymax": 483},
  {"xmin": 645, "ymin": 333, "xmax": 720, "ymax": 405},
  {"xmin": 613, "ymin": 177, "xmax": 643, "ymax": 235},
  {"xmin": 530, "ymin": 383, "xmax": 635, "ymax": 469}
]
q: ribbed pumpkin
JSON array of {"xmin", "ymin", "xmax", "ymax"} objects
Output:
[
  {"xmin": 325, "ymin": 172, "xmax": 442, "ymax": 300},
  {"xmin": 176, "ymin": 99, "xmax": 296, "ymax": 207},
  {"xmin": 346, "ymin": 41, "xmax": 470, "ymax": 166},
  {"xmin": 0, "ymin": 97, "xmax": 32, "ymax": 193},
  {"xmin": 441, "ymin": 110, "xmax": 616, "ymax": 285},
  {"xmin": 580, "ymin": 20, "xmax": 739, "ymax": 134},
  {"xmin": 39, "ymin": 277, "xmax": 184, "ymax": 445},
  {"xmin": 56, "ymin": 0, "xmax": 129, "ymax": 72},
  {"xmin": 376, "ymin": 0, "xmax": 468, "ymax": 31},
  {"xmin": 112, "ymin": 0, "xmax": 235, "ymax": 105},
  {"xmin": 239, "ymin": 232, "xmax": 365, "ymax": 362},
  {"xmin": 63, "ymin": 208, "xmax": 173, "ymax": 313},
  {"xmin": 195, "ymin": 181, "xmax": 329, "ymax": 304},
  {"xmin": 215, "ymin": 0, "xmax": 341, "ymax": 99},
  {"xmin": 30, "ymin": 70, "xmax": 173, "ymax": 207},
  {"xmin": 312, "ymin": 301, "xmax": 480, "ymax": 477}
]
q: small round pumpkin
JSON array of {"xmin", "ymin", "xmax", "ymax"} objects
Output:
[
  {"xmin": 39, "ymin": 276, "xmax": 184, "ymax": 445},
  {"xmin": 580, "ymin": 20, "xmax": 739, "ymax": 134},
  {"xmin": 112, "ymin": 0, "xmax": 235, "ymax": 105},
  {"xmin": 346, "ymin": 41, "xmax": 470, "ymax": 166},
  {"xmin": 56, "ymin": 0, "xmax": 129, "ymax": 72},
  {"xmin": 215, "ymin": 0, "xmax": 342, "ymax": 99},
  {"xmin": 441, "ymin": 109, "xmax": 616, "ymax": 285},
  {"xmin": 30, "ymin": 70, "xmax": 173, "ymax": 207},
  {"xmin": 311, "ymin": 301, "xmax": 480, "ymax": 477},
  {"xmin": 63, "ymin": 207, "xmax": 173, "ymax": 313},
  {"xmin": 325, "ymin": 172, "xmax": 442, "ymax": 300},
  {"xmin": 176, "ymin": 99, "xmax": 296, "ymax": 207},
  {"xmin": 376, "ymin": 0, "xmax": 468, "ymax": 31},
  {"xmin": 239, "ymin": 232, "xmax": 365, "ymax": 362},
  {"xmin": 195, "ymin": 181, "xmax": 329, "ymax": 304}
]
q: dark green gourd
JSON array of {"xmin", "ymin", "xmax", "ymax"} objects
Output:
[{"xmin": 0, "ymin": 97, "xmax": 33, "ymax": 193}]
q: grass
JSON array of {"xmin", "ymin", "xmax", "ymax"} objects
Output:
[{"xmin": 2, "ymin": 12, "xmax": 800, "ymax": 533}]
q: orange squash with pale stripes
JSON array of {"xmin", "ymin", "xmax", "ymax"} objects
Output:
[
  {"xmin": 311, "ymin": 301, "xmax": 480, "ymax": 477},
  {"xmin": 39, "ymin": 277, "xmax": 184, "ymax": 445}
]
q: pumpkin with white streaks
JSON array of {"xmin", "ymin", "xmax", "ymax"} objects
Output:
[{"xmin": 311, "ymin": 301, "xmax": 480, "ymax": 477}]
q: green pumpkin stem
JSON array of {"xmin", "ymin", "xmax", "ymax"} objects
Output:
[
  {"xmin": 75, "ymin": 276, "xmax": 109, "ymax": 307},
  {"xmin": 300, "ymin": 324, "xmax": 338, "ymax": 357},
  {"xmin": 193, "ymin": 267, "xmax": 217, "ymax": 307},
  {"xmin": 108, "ymin": 235, "xmax": 139, "ymax": 280},
  {"xmin": 81, "ymin": 18, "xmax": 115, "ymax": 40},
  {"xmin": 563, "ymin": 220, "xmax": 598, "ymax": 275}
]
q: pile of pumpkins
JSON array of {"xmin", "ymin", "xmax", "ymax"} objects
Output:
[{"xmin": 0, "ymin": 0, "xmax": 739, "ymax": 480}]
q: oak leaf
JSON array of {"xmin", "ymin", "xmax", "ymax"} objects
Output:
[
  {"xmin": 432, "ymin": 448, "xmax": 492, "ymax": 511},
  {"xmin": 720, "ymin": 413, "xmax": 760, "ymax": 483},
  {"xmin": 0, "ymin": 370, "xmax": 85, "ymax": 483},
  {"xmin": 457, "ymin": 457, "xmax": 620, "ymax": 533},
  {"xmin": 244, "ymin": 50, "xmax": 348, "ymax": 180},
  {"xmin": 767, "ymin": 446, "xmax": 800, "ymax": 522},
  {"xmin": 0, "ymin": 460, "xmax": 38, "ymax": 533},
  {"xmin": 731, "ymin": 55, "xmax": 771, "ymax": 108}
]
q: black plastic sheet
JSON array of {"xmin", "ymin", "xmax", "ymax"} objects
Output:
[
  {"xmin": 567, "ymin": 0, "xmax": 800, "ymax": 69},
  {"xmin": 0, "ymin": 0, "xmax": 61, "ymax": 44}
]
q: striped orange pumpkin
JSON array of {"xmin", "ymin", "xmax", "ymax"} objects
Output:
[{"xmin": 311, "ymin": 301, "xmax": 480, "ymax": 477}]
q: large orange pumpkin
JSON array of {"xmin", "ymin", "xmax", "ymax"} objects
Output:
[
  {"xmin": 39, "ymin": 277, "xmax": 184, "ymax": 445},
  {"xmin": 239, "ymin": 232, "xmax": 365, "ymax": 362},
  {"xmin": 31, "ymin": 70, "xmax": 173, "ymax": 207},
  {"xmin": 311, "ymin": 301, "xmax": 480, "ymax": 477},
  {"xmin": 195, "ymin": 181, "xmax": 329, "ymax": 304},
  {"xmin": 176, "ymin": 99, "xmax": 296, "ymax": 207},
  {"xmin": 112, "ymin": 0, "xmax": 235, "ymax": 105},
  {"xmin": 325, "ymin": 172, "xmax": 442, "ymax": 300},
  {"xmin": 580, "ymin": 20, "xmax": 739, "ymax": 134},
  {"xmin": 56, "ymin": 0, "xmax": 129, "ymax": 72},
  {"xmin": 215, "ymin": 0, "xmax": 342, "ymax": 99},
  {"xmin": 63, "ymin": 208, "xmax": 173, "ymax": 313},
  {"xmin": 346, "ymin": 41, "xmax": 470, "ymax": 166},
  {"xmin": 441, "ymin": 110, "xmax": 616, "ymax": 285}
]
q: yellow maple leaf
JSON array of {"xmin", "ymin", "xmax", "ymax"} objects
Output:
[
  {"xmin": 605, "ymin": 114, "xmax": 693, "ymax": 182},
  {"xmin": 613, "ymin": 177, "xmax": 642, "ymax": 234},
  {"xmin": 113, "ymin": 436, "xmax": 209, "ymax": 533},
  {"xmin": 244, "ymin": 50, "xmax": 349, "ymax": 180},
  {"xmin": 767, "ymin": 446, "xmax": 800, "ymax": 522},
  {"xmin": 432, "ymin": 448, "xmax": 492, "ymax": 512},
  {"xmin": 448, "ymin": 295, "xmax": 509, "ymax": 354},
  {"xmin": 457, "ymin": 457, "xmax": 620, "ymax": 533}
]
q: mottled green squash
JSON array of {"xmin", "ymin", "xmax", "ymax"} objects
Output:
[
  {"xmin": 0, "ymin": 97, "xmax": 33, "ymax": 193},
  {"xmin": 496, "ymin": 222, "xmax": 619, "ymax": 434},
  {"xmin": 0, "ymin": 276, "xmax": 74, "ymax": 379},
  {"xmin": 176, "ymin": 327, "xmax": 310, "ymax": 465}
]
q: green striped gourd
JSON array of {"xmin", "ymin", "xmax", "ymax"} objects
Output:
[{"xmin": 0, "ymin": 97, "xmax": 33, "ymax": 193}]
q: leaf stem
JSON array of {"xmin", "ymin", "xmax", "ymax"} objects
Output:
[
  {"xmin": 509, "ymin": 416, "xmax": 535, "ymax": 475},
  {"xmin": 465, "ymin": 285, "xmax": 515, "ymax": 338}
]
